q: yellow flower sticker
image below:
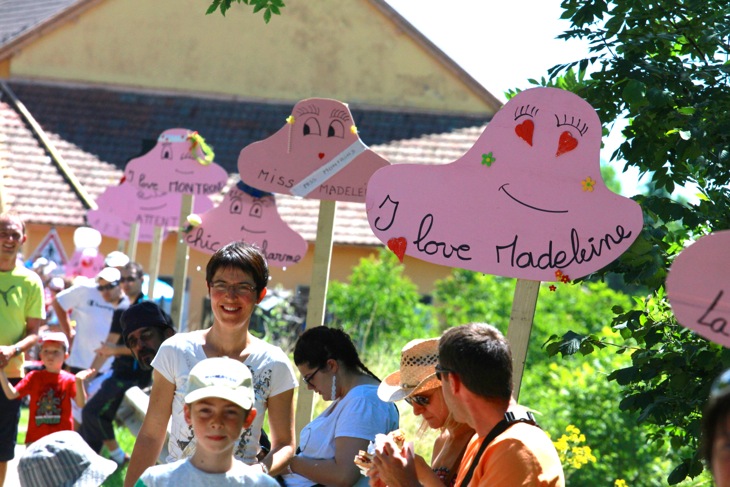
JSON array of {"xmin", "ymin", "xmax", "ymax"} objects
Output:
[{"xmin": 581, "ymin": 176, "xmax": 596, "ymax": 192}]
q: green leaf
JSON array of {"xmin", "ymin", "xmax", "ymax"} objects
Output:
[
  {"xmin": 667, "ymin": 460, "xmax": 689, "ymax": 485},
  {"xmin": 622, "ymin": 79, "xmax": 647, "ymax": 107}
]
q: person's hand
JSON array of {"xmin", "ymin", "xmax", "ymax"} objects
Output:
[
  {"xmin": 75, "ymin": 368, "xmax": 96, "ymax": 382},
  {"xmin": 372, "ymin": 441, "xmax": 419, "ymax": 487},
  {"xmin": 0, "ymin": 346, "xmax": 14, "ymax": 368},
  {"xmin": 367, "ymin": 463, "xmax": 386, "ymax": 487},
  {"xmin": 94, "ymin": 342, "xmax": 116, "ymax": 357}
]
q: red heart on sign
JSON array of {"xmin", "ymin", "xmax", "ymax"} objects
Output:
[
  {"xmin": 556, "ymin": 131, "xmax": 578, "ymax": 156},
  {"xmin": 318, "ymin": 153, "xmax": 325, "ymax": 159},
  {"xmin": 515, "ymin": 119, "xmax": 534, "ymax": 146},
  {"xmin": 387, "ymin": 237, "xmax": 407, "ymax": 263}
]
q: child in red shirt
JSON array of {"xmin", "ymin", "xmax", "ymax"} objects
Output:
[{"xmin": 0, "ymin": 331, "xmax": 92, "ymax": 443}]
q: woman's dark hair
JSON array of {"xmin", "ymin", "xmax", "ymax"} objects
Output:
[
  {"xmin": 205, "ymin": 241, "xmax": 269, "ymax": 294},
  {"xmin": 702, "ymin": 369, "xmax": 730, "ymax": 469},
  {"xmin": 293, "ymin": 327, "xmax": 380, "ymax": 381}
]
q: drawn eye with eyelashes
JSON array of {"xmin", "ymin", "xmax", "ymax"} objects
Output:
[
  {"xmin": 514, "ymin": 105, "xmax": 539, "ymax": 120},
  {"xmin": 329, "ymin": 109, "xmax": 351, "ymax": 122},
  {"xmin": 296, "ymin": 104, "xmax": 320, "ymax": 117},
  {"xmin": 554, "ymin": 114, "xmax": 588, "ymax": 136}
]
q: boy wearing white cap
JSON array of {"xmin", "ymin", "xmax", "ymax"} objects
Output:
[
  {"xmin": 0, "ymin": 331, "xmax": 92, "ymax": 444},
  {"xmin": 137, "ymin": 357, "xmax": 279, "ymax": 486}
]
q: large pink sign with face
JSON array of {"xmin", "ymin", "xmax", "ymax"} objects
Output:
[
  {"xmin": 124, "ymin": 128, "xmax": 228, "ymax": 196},
  {"xmin": 237, "ymin": 98, "xmax": 389, "ymax": 202},
  {"xmin": 184, "ymin": 181, "xmax": 307, "ymax": 267},
  {"xmin": 87, "ymin": 182, "xmax": 214, "ymax": 242},
  {"xmin": 667, "ymin": 231, "xmax": 730, "ymax": 347},
  {"xmin": 366, "ymin": 87, "xmax": 643, "ymax": 281}
]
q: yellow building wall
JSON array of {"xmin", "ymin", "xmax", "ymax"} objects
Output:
[
  {"xmin": 9, "ymin": 0, "xmax": 494, "ymax": 114},
  {"xmin": 24, "ymin": 223, "xmax": 451, "ymax": 331}
]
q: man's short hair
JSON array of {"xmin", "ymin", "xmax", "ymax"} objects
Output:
[
  {"xmin": 0, "ymin": 211, "xmax": 26, "ymax": 235},
  {"xmin": 122, "ymin": 261, "xmax": 144, "ymax": 278},
  {"xmin": 439, "ymin": 323, "xmax": 513, "ymax": 401}
]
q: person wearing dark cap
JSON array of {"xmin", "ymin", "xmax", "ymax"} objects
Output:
[
  {"xmin": 78, "ymin": 300, "xmax": 174, "ymax": 466},
  {"xmin": 702, "ymin": 369, "xmax": 730, "ymax": 487},
  {"xmin": 119, "ymin": 301, "xmax": 176, "ymax": 370}
]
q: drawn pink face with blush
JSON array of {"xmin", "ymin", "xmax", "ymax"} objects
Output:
[
  {"xmin": 237, "ymin": 98, "xmax": 389, "ymax": 202},
  {"xmin": 87, "ymin": 182, "xmax": 213, "ymax": 242},
  {"xmin": 667, "ymin": 231, "xmax": 730, "ymax": 347},
  {"xmin": 124, "ymin": 128, "xmax": 228, "ymax": 196},
  {"xmin": 184, "ymin": 180, "xmax": 307, "ymax": 267},
  {"xmin": 366, "ymin": 87, "xmax": 644, "ymax": 281}
]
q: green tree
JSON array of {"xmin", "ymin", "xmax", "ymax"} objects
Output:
[
  {"xmin": 326, "ymin": 248, "xmax": 434, "ymax": 352},
  {"xmin": 543, "ymin": 0, "xmax": 730, "ymax": 482},
  {"xmin": 206, "ymin": 0, "xmax": 284, "ymax": 22}
]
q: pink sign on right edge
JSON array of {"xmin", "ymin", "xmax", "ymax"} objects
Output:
[
  {"xmin": 667, "ymin": 231, "xmax": 730, "ymax": 347},
  {"xmin": 366, "ymin": 87, "xmax": 644, "ymax": 282}
]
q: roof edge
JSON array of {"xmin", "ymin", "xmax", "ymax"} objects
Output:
[
  {"xmin": 0, "ymin": 0, "xmax": 105, "ymax": 62},
  {"xmin": 368, "ymin": 0, "xmax": 503, "ymax": 113},
  {"xmin": 0, "ymin": 80, "xmax": 97, "ymax": 210}
]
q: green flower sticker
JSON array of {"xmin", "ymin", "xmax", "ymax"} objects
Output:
[{"xmin": 481, "ymin": 152, "xmax": 496, "ymax": 167}]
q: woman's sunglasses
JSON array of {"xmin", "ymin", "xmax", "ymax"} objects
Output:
[{"xmin": 405, "ymin": 394, "xmax": 430, "ymax": 407}]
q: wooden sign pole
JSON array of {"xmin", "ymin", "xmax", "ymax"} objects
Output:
[
  {"xmin": 147, "ymin": 226, "xmax": 164, "ymax": 302},
  {"xmin": 506, "ymin": 279, "xmax": 540, "ymax": 402},
  {"xmin": 294, "ymin": 200, "xmax": 336, "ymax": 441},
  {"xmin": 127, "ymin": 222, "xmax": 140, "ymax": 262},
  {"xmin": 170, "ymin": 194, "xmax": 193, "ymax": 331}
]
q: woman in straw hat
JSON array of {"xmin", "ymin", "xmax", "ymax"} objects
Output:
[
  {"xmin": 372, "ymin": 338, "xmax": 474, "ymax": 486},
  {"xmin": 281, "ymin": 326, "xmax": 399, "ymax": 487}
]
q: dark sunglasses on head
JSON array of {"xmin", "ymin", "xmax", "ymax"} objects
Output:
[
  {"xmin": 119, "ymin": 276, "xmax": 139, "ymax": 283},
  {"xmin": 97, "ymin": 282, "xmax": 119, "ymax": 291},
  {"xmin": 435, "ymin": 364, "xmax": 454, "ymax": 381},
  {"xmin": 405, "ymin": 394, "xmax": 430, "ymax": 407}
]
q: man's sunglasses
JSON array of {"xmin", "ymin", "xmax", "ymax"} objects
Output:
[
  {"xmin": 97, "ymin": 282, "xmax": 119, "ymax": 291},
  {"xmin": 435, "ymin": 364, "xmax": 454, "ymax": 381}
]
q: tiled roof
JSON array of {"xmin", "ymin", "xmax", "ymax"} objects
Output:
[
  {"xmin": 1, "ymin": 80, "xmax": 489, "ymax": 244},
  {"xmin": 0, "ymin": 0, "xmax": 87, "ymax": 46}
]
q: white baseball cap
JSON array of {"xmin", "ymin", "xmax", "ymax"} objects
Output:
[
  {"xmin": 96, "ymin": 267, "xmax": 121, "ymax": 283},
  {"xmin": 104, "ymin": 251, "xmax": 130, "ymax": 268},
  {"xmin": 184, "ymin": 357, "xmax": 254, "ymax": 410},
  {"xmin": 39, "ymin": 331, "xmax": 69, "ymax": 351}
]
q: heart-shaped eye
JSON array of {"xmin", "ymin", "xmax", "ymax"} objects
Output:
[
  {"xmin": 515, "ymin": 119, "xmax": 534, "ymax": 146},
  {"xmin": 556, "ymin": 131, "xmax": 578, "ymax": 156},
  {"xmin": 387, "ymin": 237, "xmax": 407, "ymax": 263}
]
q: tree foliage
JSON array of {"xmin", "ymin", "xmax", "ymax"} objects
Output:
[
  {"xmin": 543, "ymin": 0, "xmax": 730, "ymax": 482},
  {"xmin": 206, "ymin": 0, "xmax": 284, "ymax": 22}
]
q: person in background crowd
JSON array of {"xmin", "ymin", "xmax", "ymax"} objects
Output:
[
  {"xmin": 372, "ymin": 338, "xmax": 474, "ymax": 486},
  {"xmin": 78, "ymin": 261, "xmax": 150, "ymax": 467},
  {"xmin": 0, "ymin": 331, "xmax": 92, "ymax": 444},
  {"xmin": 0, "ymin": 211, "xmax": 45, "ymax": 486},
  {"xmin": 702, "ymin": 368, "xmax": 730, "ymax": 487},
  {"xmin": 281, "ymin": 326, "xmax": 399, "ymax": 487},
  {"xmin": 137, "ymin": 357, "xmax": 280, "ymax": 486},
  {"xmin": 125, "ymin": 242, "xmax": 298, "ymax": 487}
]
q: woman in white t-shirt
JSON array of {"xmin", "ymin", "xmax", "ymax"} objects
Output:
[
  {"xmin": 124, "ymin": 242, "xmax": 298, "ymax": 487},
  {"xmin": 281, "ymin": 327, "xmax": 399, "ymax": 487}
]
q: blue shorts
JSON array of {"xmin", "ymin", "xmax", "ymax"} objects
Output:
[{"xmin": 0, "ymin": 378, "xmax": 21, "ymax": 462}]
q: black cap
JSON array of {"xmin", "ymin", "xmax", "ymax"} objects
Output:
[{"xmin": 121, "ymin": 301, "xmax": 175, "ymax": 343}]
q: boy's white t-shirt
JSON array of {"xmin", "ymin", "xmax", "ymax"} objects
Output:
[
  {"xmin": 138, "ymin": 458, "xmax": 280, "ymax": 486},
  {"xmin": 152, "ymin": 330, "xmax": 298, "ymax": 464}
]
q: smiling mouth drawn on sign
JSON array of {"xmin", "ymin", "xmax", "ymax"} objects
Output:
[{"xmin": 498, "ymin": 184, "xmax": 568, "ymax": 214}]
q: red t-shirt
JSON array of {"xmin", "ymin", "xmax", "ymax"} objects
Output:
[{"xmin": 15, "ymin": 369, "xmax": 77, "ymax": 443}]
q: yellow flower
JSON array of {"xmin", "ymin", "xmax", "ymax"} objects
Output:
[
  {"xmin": 582, "ymin": 176, "xmax": 596, "ymax": 192},
  {"xmin": 286, "ymin": 115, "xmax": 295, "ymax": 124},
  {"xmin": 350, "ymin": 125, "xmax": 358, "ymax": 134},
  {"xmin": 615, "ymin": 479, "xmax": 628, "ymax": 487},
  {"xmin": 186, "ymin": 214, "xmax": 202, "ymax": 227}
]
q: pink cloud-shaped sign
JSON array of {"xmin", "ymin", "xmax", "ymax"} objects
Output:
[
  {"xmin": 667, "ymin": 231, "xmax": 730, "ymax": 347},
  {"xmin": 366, "ymin": 87, "xmax": 643, "ymax": 281},
  {"xmin": 237, "ymin": 98, "xmax": 389, "ymax": 202},
  {"xmin": 184, "ymin": 181, "xmax": 307, "ymax": 267},
  {"xmin": 87, "ymin": 182, "xmax": 213, "ymax": 242},
  {"xmin": 124, "ymin": 128, "xmax": 228, "ymax": 196}
]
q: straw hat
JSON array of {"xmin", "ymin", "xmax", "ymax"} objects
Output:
[{"xmin": 378, "ymin": 338, "xmax": 441, "ymax": 402}]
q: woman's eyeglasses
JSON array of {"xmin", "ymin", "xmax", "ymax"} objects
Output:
[
  {"xmin": 435, "ymin": 364, "xmax": 454, "ymax": 381},
  {"xmin": 97, "ymin": 282, "xmax": 119, "ymax": 291},
  {"xmin": 302, "ymin": 366, "xmax": 324, "ymax": 386},
  {"xmin": 405, "ymin": 394, "xmax": 430, "ymax": 407}
]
